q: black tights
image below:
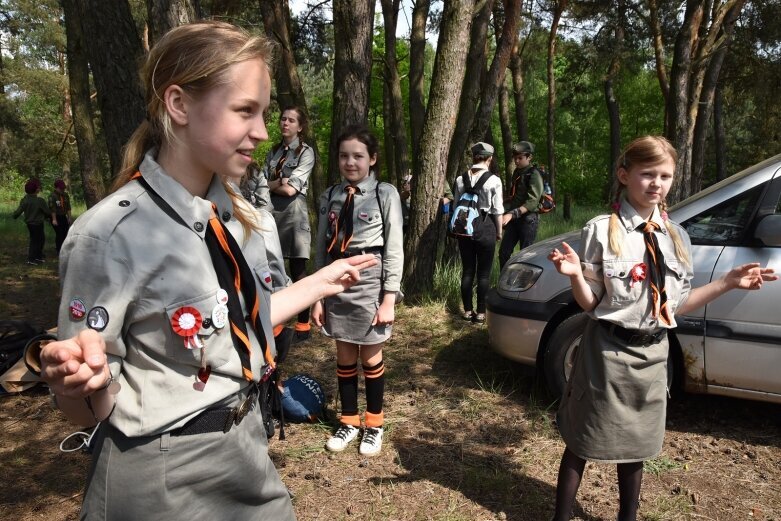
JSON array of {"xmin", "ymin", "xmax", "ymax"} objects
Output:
[
  {"xmin": 288, "ymin": 258, "xmax": 309, "ymax": 324},
  {"xmin": 553, "ymin": 447, "xmax": 643, "ymax": 521},
  {"xmin": 457, "ymin": 236, "xmax": 496, "ymax": 314}
]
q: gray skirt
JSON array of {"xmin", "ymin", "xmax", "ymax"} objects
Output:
[
  {"xmin": 322, "ymin": 253, "xmax": 391, "ymax": 345},
  {"xmin": 557, "ymin": 318, "xmax": 669, "ymax": 463},
  {"xmin": 80, "ymin": 391, "xmax": 295, "ymax": 521},
  {"xmin": 271, "ymin": 194, "xmax": 310, "ymax": 259}
]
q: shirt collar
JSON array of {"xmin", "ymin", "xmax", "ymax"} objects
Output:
[
  {"xmin": 284, "ymin": 136, "xmax": 301, "ymax": 150},
  {"xmin": 139, "ymin": 149, "xmax": 234, "ymax": 237},
  {"xmin": 341, "ymin": 173, "xmax": 377, "ymax": 195},
  {"xmin": 618, "ymin": 196, "xmax": 668, "ymax": 234}
]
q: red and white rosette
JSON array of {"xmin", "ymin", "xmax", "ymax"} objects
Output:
[
  {"xmin": 630, "ymin": 262, "xmax": 647, "ymax": 288},
  {"xmin": 171, "ymin": 306, "xmax": 204, "ymax": 349}
]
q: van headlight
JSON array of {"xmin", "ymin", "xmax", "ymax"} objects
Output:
[{"xmin": 498, "ymin": 262, "xmax": 542, "ymax": 292}]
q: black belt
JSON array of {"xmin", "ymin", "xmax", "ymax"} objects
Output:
[
  {"xmin": 332, "ymin": 246, "xmax": 383, "ymax": 259},
  {"xmin": 598, "ymin": 320, "xmax": 667, "ymax": 347},
  {"xmin": 171, "ymin": 384, "xmax": 259, "ymax": 436}
]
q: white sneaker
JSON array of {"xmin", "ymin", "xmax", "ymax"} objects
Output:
[
  {"xmin": 359, "ymin": 427, "xmax": 383, "ymax": 456},
  {"xmin": 326, "ymin": 424, "xmax": 360, "ymax": 452}
]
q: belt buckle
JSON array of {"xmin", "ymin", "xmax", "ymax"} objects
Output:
[{"xmin": 222, "ymin": 386, "xmax": 258, "ymax": 433}]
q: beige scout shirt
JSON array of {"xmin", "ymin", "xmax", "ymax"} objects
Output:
[
  {"xmin": 58, "ymin": 151, "xmax": 278, "ymax": 437},
  {"xmin": 314, "ymin": 174, "xmax": 404, "ymax": 292},
  {"xmin": 452, "ymin": 166, "xmax": 505, "ymax": 215},
  {"xmin": 262, "ymin": 136, "xmax": 315, "ymax": 196},
  {"xmin": 580, "ymin": 200, "xmax": 693, "ymax": 331}
]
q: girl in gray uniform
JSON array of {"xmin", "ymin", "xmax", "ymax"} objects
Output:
[
  {"xmin": 548, "ymin": 136, "xmax": 776, "ymax": 521},
  {"xmin": 263, "ymin": 107, "xmax": 316, "ymax": 343},
  {"xmin": 312, "ymin": 125, "xmax": 404, "ymax": 456},
  {"xmin": 35, "ymin": 22, "xmax": 376, "ymax": 521}
]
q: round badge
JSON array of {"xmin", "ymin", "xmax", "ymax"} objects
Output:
[
  {"xmin": 69, "ymin": 298, "xmax": 87, "ymax": 320},
  {"xmin": 211, "ymin": 304, "xmax": 228, "ymax": 329},
  {"xmin": 215, "ymin": 289, "xmax": 229, "ymax": 305},
  {"xmin": 171, "ymin": 306, "xmax": 202, "ymax": 337},
  {"xmin": 86, "ymin": 306, "xmax": 109, "ymax": 332}
]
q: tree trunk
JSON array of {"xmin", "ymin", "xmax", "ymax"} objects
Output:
[
  {"xmin": 409, "ymin": 0, "xmax": 430, "ymax": 172},
  {"xmin": 62, "ymin": 0, "xmax": 105, "ymax": 207},
  {"xmin": 328, "ymin": 0, "xmax": 375, "ymax": 184},
  {"xmin": 259, "ymin": 0, "xmax": 325, "ymax": 205},
  {"xmin": 604, "ymin": 0, "xmax": 624, "ymax": 181},
  {"xmin": 546, "ymin": 0, "xmax": 568, "ymax": 194},
  {"xmin": 380, "ymin": 0, "xmax": 409, "ymax": 187},
  {"xmin": 78, "ymin": 0, "xmax": 146, "ymax": 177},
  {"xmin": 647, "ymin": 0, "xmax": 670, "ymax": 104},
  {"xmin": 714, "ymin": 82, "xmax": 726, "ymax": 181},
  {"xmin": 146, "ymin": 0, "xmax": 196, "ymax": 46},
  {"xmin": 404, "ymin": 0, "xmax": 475, "ymax": 297},
  {"xmin": 493, "ymin": 0, "xmax": 518, "ymax": 182},
  {"xmin": 509, "ymin": 39, "xmax": 529, "ymax": 141},
  {"xmin": 445, "ymin": 0, "xmax": 493, "ymax": 186},
  {"xmin": 467, "ymin": 0, "xmax": 521, "ymax": 151},
  {"xmin": 382, "ymin": 83, "xmax": 396, "ymax": 184}
]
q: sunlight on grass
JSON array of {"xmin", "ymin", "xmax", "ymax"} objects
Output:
[
  {"xmin": 644, "ymin": 456, "xmax": 683, "ymax": 476},
  {"xmin": 641, "ymin": 493, "xmax": 694, "ymax": 521}
]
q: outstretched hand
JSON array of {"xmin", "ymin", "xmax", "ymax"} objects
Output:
[
  {"xmin": 548, "ymin": 241, "xmax": 582, "ymax": 277},
  {"xmin": 317, "ymin": 254, "xmax": 379, "ymax": 299},
  {"xmin": 725, "ymin": 263, "xmax": 777, "ymax": 290},
  {"xmin": 40, "ymin": 329, "xmax": 110, "ymax": 399}
]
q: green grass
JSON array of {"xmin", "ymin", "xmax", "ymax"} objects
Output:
[{"xmin": 644, "ymin": 455, "xmax": 683, "ymax": 476}]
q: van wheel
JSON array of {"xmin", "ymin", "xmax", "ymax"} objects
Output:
[{"xmin": 543, "ymin": 313, "xmax": 588, "ymax": 399}]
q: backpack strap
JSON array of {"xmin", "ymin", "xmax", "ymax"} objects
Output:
[
  {"xmin": 467, "ymin": 170, "xmax": 492, "ymax": 194},
  {"xmin": 375, "ymin": 181, "xmax": 386, "ymax": 244}
]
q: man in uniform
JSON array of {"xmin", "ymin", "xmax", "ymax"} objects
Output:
[{"xmin": 499, "ymin": 141, "xmax": 544, "ymax": 269}]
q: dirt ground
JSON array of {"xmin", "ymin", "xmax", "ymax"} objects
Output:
[{"xmin": 1, "ymin": 248, "xmax": 780, "ymax": 520}]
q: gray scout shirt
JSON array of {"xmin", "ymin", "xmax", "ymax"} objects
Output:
[
  {"xmin": 452, "ymin": 165, "xmax": 505, "ymax": 215},
  {"xmin": 580, "ymin": 199, "xmax": 693, "ymax": 331},
  {"xmin": 262, "ymin": 136, "xmax": 315, "ymax": 197},
  {"xmin": 315, "ymin": 174, "xmax": 404, "ymax": 293},
  {"xmin": 58, "ymin": 151, "xmax": 278, "ymax": 437}
]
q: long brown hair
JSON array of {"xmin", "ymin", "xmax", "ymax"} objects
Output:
[
  {"xmin": 113, "ymin": 21, "xmax": 276, "ymax": 234},
  {"xmin": 608, "ymin": 136, "xmax": 690, "ymax": 266}
]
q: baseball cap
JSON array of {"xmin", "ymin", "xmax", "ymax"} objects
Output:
[{"xmin": 512, "ymin": 141, "xmax": 535, "ymax": 155}]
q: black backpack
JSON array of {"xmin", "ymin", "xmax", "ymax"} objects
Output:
[
  {"xmin": 448, "ymin": 170, "xmax": 492, "ymax": 238},
  {"xmin": 0, "ymin": 321, "xmax": 44, "ymax": 376}
]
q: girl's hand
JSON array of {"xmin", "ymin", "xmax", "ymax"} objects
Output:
[
  {"xmin": 548, "ymin": 241, "xmax": 582, "ymax": 277},
  {"xmin": 725, "ymin": 263, "xmax": 777, "ymax": 290},
  {"xmin": 312, "ymin": 300, "xmax": 324, "ymax": 327},
  {"xmin": 316, "ymin": 254, "xmax": 379, "ymax": 299},
  {"xmin": 40, "ymin": 329, "xmax": 110, "ymax": 399},
  {"xmin": 372, "ymin": 301, "xmax": 395, "ymax": 326}
]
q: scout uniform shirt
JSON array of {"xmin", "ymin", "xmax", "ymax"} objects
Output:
[
  {"xmin": 262, "ymin": 136, "xmax": 315, "ymax": 206},
  {"xmin": 13, "ymin": 193, "xmax": 50, "ymax": 224},
  {"xmin": 579, "ymin": 199, "xmax": 694, "ymax": 330},
  {"xmin": 314, "ymin": 174, "xmax": 404, "ymax": 294},
  {"xmin": 58, "ymin": 151, "xmax": 278, "ymax": 437},
  {"xmin": 505, "ymin": 165, "xmax": 543, "ymax": 215},
  {"xmin": 451, "ymin": 166, "xmax": 505, "ymax": 217},
  {"xmin": 49, "ymin": 189, "xmax": 71, "ymax": 217}
]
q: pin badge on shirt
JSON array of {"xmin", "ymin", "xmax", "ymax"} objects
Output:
[
  {"xmin": 86, "ymin": 306, "xmax": 109, "ymax": 332},
  {"xmin": 262, "ymin": 271, "xmax": 272, "ymax": 284},
  {"xmin": 171, "ymin": 306, "xmax": 204, "ymax": 349},
  {"xmin": 215, "ymin": 288, "xmax": 229, "ymax": 305},
  {"xmin": 630, "ymin": 263, "xmax": 647, "ymax": 288},
  {"xmin": 359, "ymin": 211, "xmax": 368, "ymax": 219},
  {"xmin": 69, "ymin": 298, "xmax": 87, "ymax": 320},
  {"xmin": 211, "ymin": 304, "xmax": 228, "ymax": 329}
]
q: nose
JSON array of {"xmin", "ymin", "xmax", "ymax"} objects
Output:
[{"xmin": 250, "ymin": 114, "xmax": 268, "ymax": 144}]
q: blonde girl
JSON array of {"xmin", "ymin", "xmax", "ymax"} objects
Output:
[
  {"xmin": 36, "ymin": 21, "xmax": 375, "ymax": 520},
  {"xmin": 547, "ymin": 136, "xmax": 775, "ymax": 521},
  {"xmin": 312, "ymin": 125, "xmax": 404, "ymax": 456}
]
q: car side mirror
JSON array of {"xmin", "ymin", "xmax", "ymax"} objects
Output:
[{"xmin": 754, "ymin": 214, "xmax": 781, "ymax": 247}]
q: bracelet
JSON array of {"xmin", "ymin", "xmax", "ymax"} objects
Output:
[{"xmin": 84, "ymin": 394, "xmax": 117, "ymax": 424}]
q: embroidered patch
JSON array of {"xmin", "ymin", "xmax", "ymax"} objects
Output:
[{"xmin": 86, "ymin": 306, "xmax": 109, "ymax": 332}]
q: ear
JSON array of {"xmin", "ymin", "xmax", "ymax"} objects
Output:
[
  {"xmin": 163, "ymin": 84, "xmax": 189, "ymax": 126},
  {"xmin": 617, "ymin": 166, "xmax": 629, "ymax": 185},
  {"xmin": 369, "ymin": 154, "xmax": 378, "ymax": 167}
]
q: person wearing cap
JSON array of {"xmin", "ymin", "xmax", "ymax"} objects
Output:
[
  {"xmin": 13, "ymin": 179, "xmax": 50, "ymax": 265},
  {"xmin": 49, "ymin": 178, "xmax": 73, "ymax": 254},
  {"xmin": 499, "ymin": 140, "xmax": 545, "ymax": 269},
  {"xmin": 451, "ymin": 142, "xmax": 504, "ymax": 323}
]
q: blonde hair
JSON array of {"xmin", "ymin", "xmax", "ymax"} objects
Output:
[
  {"xmin": 608, "ymin": 136, "xmax": 690, "ymax": 266},
  {"xmin": 113, "ymin": 21, "xmax": 276, "ymax": 234}
]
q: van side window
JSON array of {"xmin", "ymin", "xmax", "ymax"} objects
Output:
[{"xmin": 681, "ymin": 184, "xmax": 765, "ymax": 245}]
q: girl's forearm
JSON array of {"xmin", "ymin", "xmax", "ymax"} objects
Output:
[
  {"xmin": 676, "ymin": 277, "xmax": 730, "ymax": 316},
  {"xmin": 570, "ymin": 273, "xmax": 599, "ymax": 312}
]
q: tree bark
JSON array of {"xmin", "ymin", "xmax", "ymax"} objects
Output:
[
  {"xmin": 647, "ymin": 0, "xmax": 670, "ymax": 104},
  {"xmin": 509, "ymin": 38, "xmax": 529, "ymax": 141},
  {"xmin": 78, "ymin": 0, "xmax": 146, "ymax": 177},
  {"xmin": 445, "ymin": 0, "xmax": 493, "ymax": 186},
  {"xmin": 259, "ymin": 0, "xmax": 325, "ymax": 204},
  {"xmin": 62, "ymin": 0, "xmax": 105, "ymax": 207},
  {"xmin": 146, "ymin": 0, "xmax": 196, "ymax": 46},
  {"xmin": 404, "ymin": 0, "xmax": 475, "ymax": 297},
  {"xmin": 493, "ymin": 1, "xmax": 517, "ymax": 182},
  {"xmin": 380, "ymin": 0, "xmax": 409, "ymax": 187},
  {"xmin": 713, "ymin": 81, "xmax": 726, "ymax": 181},
  {"xmin": 546, "ymin": 0, "xmax": 568, "ymax": 194},
  {"xmin": 328, "ymin": 0, "xmax": 375, "ymax": 184},
  {"xmin": 604, "ymin": 0, "xmax": 624, "ymax": 180},
  {"xmin": 409, "ymin": 0, "xmax": 430, "ymax": 171}
]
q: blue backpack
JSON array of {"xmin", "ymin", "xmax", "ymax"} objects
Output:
[{"xmin": 448, "ymin": 171, "xmax": 492, "ymax": 238}]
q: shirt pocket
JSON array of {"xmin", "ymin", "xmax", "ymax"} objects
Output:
[
  {"xmin": 663, "ymin": 257, "xmax": 686, "ymax": 308},
  {"xmin": 603, "ymin": 259, "xmax": 643, "ymax": 304},
  {"xmin": 164, "ymin": 290, "xmax": 232, "ymax": 369},
  {"xmin": 253, "ymin": 262, "xmax": 274, "ymax": 317},
  {"xmin": 356, "ymin": 208, "xmax": 382, "ymax": 225}
]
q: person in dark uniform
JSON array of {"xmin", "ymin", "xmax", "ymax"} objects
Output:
[
  {"xmin": 262, "ymin": 106, "xmax": 316, "ymax": 344},
  {"xmin": 499, "ymin": 141, "xmax": 544, "ymax": 269},
  {"xmin": 49, "ymin": 178, "xmax": 72, "ymax": 254},
  {"xmin": 13, "ymin": 179, "xmax": 50, "ymax": 265}
]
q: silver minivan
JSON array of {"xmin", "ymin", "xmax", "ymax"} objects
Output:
[{"xmin": 487, "ymin": 155, "xmax": 781, "ymax": 403}]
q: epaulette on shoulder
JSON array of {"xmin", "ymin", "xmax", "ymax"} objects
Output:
[
  {"xmin": 584, "ymin": 213, "xmax": 612, "ymax": 227},
  {"xmin": 72, "ymin": 183, "xmax": 143, "ymax": 242}
]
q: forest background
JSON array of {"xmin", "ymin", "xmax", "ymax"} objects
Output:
[{"xmin": 1, "ymin": 0, "xmax": 780, "ymax": 296}]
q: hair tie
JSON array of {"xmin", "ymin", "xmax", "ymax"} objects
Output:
[
  {"xmin": 610, "ymin": 201, "xmax": 621, "ymax": 213},
  {"xmin": 660, "ymin": 211, "xmax": 669, "ymax": 221}
]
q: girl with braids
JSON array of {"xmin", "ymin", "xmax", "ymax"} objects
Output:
[
  {"xmin": 547, "ymin": 136, "xmax": 776, "ymax": 521},
  {"xmin": 35, "ymin": 21, "xmax": 376, "ymax": 519},
  {"xmin": 313, "ymin": 125, "xmax": 404, "ymax": 456}
]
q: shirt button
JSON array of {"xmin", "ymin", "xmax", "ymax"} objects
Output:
[
  {"xmin": 194, "ymin": 222, "xmax": 204, "ymax": 232},
  {"xmin": 118, "ymin": 200, "xmax": 130, "ymax": 207},
  {"xmin": 222, "ymin": 211, "xmax": 231, "ymax": 222},
  {"xmin": 202, "ymin": 318, "xmax": 212, "ymax": 329}
]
